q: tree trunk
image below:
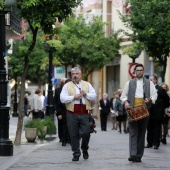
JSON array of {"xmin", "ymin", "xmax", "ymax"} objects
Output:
[
  {"xmin": 65, "ymin": 65, "xmax": 68, "ymax": 78},
  {"xmin": 14, "ymin": 24, "xmax": 38, "ymax": 145},
  {"xmin": 14, "ymin": 61, "xmax": 28, "ymax": 145}
]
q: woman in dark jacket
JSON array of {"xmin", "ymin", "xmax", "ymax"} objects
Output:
[
  {"xmin": 99, "ymin": 93, "xmax": 110, "ymax": 131},
  {"xmin": 115, "ymin": 92, "xmax": 127, "ymax": 133}
]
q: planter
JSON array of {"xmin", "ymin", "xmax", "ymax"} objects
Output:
[
  {"xmin": 25, "ymin": 128, "xmax": 37, "ymax": 142},
  {"xmin": 38, "ymin": 126, "xmax": 47, "ymax": 140}
]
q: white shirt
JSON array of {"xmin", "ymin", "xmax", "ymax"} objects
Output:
[
  {"xmin": 33, "ymin": 94, "xmax": 43, "ymax": 110},
  {"xmin": 40, "ymin": 95, "xmax": 45, "ymax": 108},
  {"xmin": 120, "ymin": 78, "xmax": 157, "ymax": 104},
  {"xmin": 60, "ymin": 80, "xmax": 97, "ymax": 104}
]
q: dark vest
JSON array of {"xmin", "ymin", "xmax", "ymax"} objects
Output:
[{"xmin": 128, "ymin": 78, "xmax": 150, "ymax": 108}]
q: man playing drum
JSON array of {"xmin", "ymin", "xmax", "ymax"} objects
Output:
[{"xmin": 120, "ymin": 63, "xmax": 157, "ymax": 162}]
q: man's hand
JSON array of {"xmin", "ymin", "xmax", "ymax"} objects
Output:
[
  {"xmin": 58, "ymin": 115, "xmax": 62, "ymax": 120},
  {"xmin": 166, "ymin": 112, "xmax": 170, "ymax": 117},
  {"xmin": 124, "ymin": 101, "xmax": 130, "ymax": 109},
  {"xmin": 80, "ymin": 90, "xmax": 86, "ymax": 97},
  {"xmin": 145, "ymin": 98, "xmax": 152, "ymax": 103},
  {"xmin": 74, "ymin": 94, "xmax": 82, "ymax": 100}
]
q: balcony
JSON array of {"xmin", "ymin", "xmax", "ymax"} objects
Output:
[
  {"xmin": 10, "ymin": 11, "xmax": 21, "ymax": 34},
  {"xmin": 5, "ymin": 6, "xmax": 22, "ymax": 39}
]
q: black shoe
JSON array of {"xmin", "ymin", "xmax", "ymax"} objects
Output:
[
  {"xmin": 128, "ymin": 156, "xmax": 137, "ymax": 162},
  {"xmin": 72, "ymin": 156, "xmax": 79, "ymax": 161},
  {"xmin": 62, "ymin": 142, "xmax": 66, "ymax": 146},
  {"xmin": 154, "ymin": 146, "xmax": 159, "ymax": 149},
  {"xmin": 145, "ymin": 144, "xmax": 153, "ymax": 148},
  {"xmin": 83, "ymin": 151, "xmax": 89, "ymax": 160},
  {"xmin": 162, "ymin": 138, "xmax": 167, "ymax": 144},
  {"xmin": 136, "ymin": 157, "xmax": 141, "ymax": 162}
]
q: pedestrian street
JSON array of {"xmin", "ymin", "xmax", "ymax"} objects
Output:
[{"xmin": 1, "ymin": 117, "xmax": 170, "ymax": 170}]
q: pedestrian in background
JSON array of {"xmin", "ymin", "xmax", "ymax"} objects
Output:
[
  {"xmin": 53, "ymin": 78, "xmax": 67, "ymax": 143},
  {"xmin": 160, "ymin": 82, "xmax": 170, "ymax": 144},
  {"xmin": 54, "ymin": 78, "xmax": 71, "ymax": 146},
  {"xmin": 115, "ymin": 91, "xmax": 127, "ymax": 134},
  {"xmin": 145, "ymin": 75, "xmax": 169, "ymax": 149},
  {"xmin": 60, "ymin": 67, "xmax": 96, "ymax": 161},
  {"xmin": 32, "ymin": 89, "xmax": 44, "ymax": 119},
  {"xmin": 40, "ymin": 91, "xmax": 45, "ymax": 119},
  {"xmin": 99, "ymin": 93, "xmax": 110, "ymax": 131},
  {"xmin": 121, "ymin": 64, "xmax": 157, "ymax": 162},
  {"xmin": 110, "ymin": 92, "xmax": 118, "ymax": 130}
]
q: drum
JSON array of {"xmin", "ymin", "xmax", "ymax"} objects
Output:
[{"xmin": 126, "ymin": 104, "xmax": 149, "ymax": 122}]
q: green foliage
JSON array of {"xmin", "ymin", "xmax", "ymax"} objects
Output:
[
  {"xmin": 24, "ymin": 119, "xmax": 37, "ymax": 128},
  {"xmin": 8, "ymin": 30, "xmax": 60, "ymax": 85},
  {"xmin": 0, "ymin": 0, "xmax": 5, "ymax": 10},
  {"xmin": 17, "ymin": 0, "xmax": 82, "ymax": 34},
  {"xmin": 42, "ymin": 116, "xmax": 56, "ymax": 135},
  {"xmin": 121, "ymin": 0, "xmax": 170, "ymax": 80},
  {"xmin": 24, "ymin": 118, "xmax": 54, "ymax": 140},
  {"xmin": 55, "ymin": 15, "xmax": 121, "ymax": 79},
  {"xmin": 122, "ymin": 42, "xmax": 143, "ymax": 58},
  {"xmin": 24, "ymin": 119, "xmax": 45, "ymax": 140}
]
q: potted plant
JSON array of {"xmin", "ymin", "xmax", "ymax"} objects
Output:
[
  {"xmin": 24, "ymin": 119, "xmax": 38, "ymax": 142},
  {"xmin": 43, "ymin": 116, "xmax": 56, "ymax": 136},
  {"xmin": 24, "ymin": 119, "xmax": 47, "ymax": 142},
  {"xmin": 35, "ymin": 119, "xmax": 47, "ymax": 140}
]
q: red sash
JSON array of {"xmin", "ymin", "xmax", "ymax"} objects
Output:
[{"xmin": 67, "ymin": 104, "xmax": 88, "ymax": 114}]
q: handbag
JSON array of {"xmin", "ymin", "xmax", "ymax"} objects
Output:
[
  {"xmin": 126, "ymin": 104, "xmax": 149, "ymax": 122},
  {"xmin": 89, "ymin": 116, "xmax": 97, "ymax": 133}
]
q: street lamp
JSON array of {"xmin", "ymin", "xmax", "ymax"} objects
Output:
[
  {"xmin": 43, "ymin": 36, "xmax": 56, "ymax": 117},
  {"xmin": 0, "ymin": 0, "xmax": 17, "ymax": 156}
]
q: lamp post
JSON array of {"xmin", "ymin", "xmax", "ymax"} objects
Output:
[
  {"xmin": 0, "ymin": 0, "xmax": 17, "ymax": 156},
  {"xmin": 44, "ymin": 36, "xmax": 55, "ymax": 116}
]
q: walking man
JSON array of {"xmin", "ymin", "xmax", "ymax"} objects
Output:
[
  {"xmin": 146, "ymin": 75, "xmax": 169, "ymax": 149},
  {"xmin": 120, "ymin": 63, "xmax": 157, "ymax": 162},
  {"xmin": 60, "ymin": 67, "xmax": 97, "ymax": 161}
]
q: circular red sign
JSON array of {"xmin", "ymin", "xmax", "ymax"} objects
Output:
[{"xmin": 128, "ymin": 63, "xmax": 138, "ymax": 78}]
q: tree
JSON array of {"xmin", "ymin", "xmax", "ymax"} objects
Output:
[
  {"xmin": 9, "ymin": 31, "xmax": 46, "ymax": 83},
  {"xmin": 14, "ymin": 0, "xmax": 82, "ymax": 145},
  {"xmin": 121, "ymin": 0, "xmax": 170, "ymax": 81},
  {"xmin": 56, "ymin": 15, "xmax": 121, "ymax": 80}
]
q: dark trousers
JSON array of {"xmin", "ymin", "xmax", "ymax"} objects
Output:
[
  {"xmin": 129, "ymin": 117, "xmax": 149, "ymax": 158},
  {"xmin": 100, "ymin": 113, "xmax": 108, "ymax": 131},
  {"xmin": 62, "ymin": 118, "xmax": 70, "ymax": 143},
  {"xmin": 67, "ymin": 113, "xmax": 90, "ymax": 157},
  {"xmin": 33, "ymin": 111, "xmax": 43, "ymax": 119},
  {"xmin": 147, "ymin": 118, "xmax": 162, "ymax": 147},
  {"xmin": 58, "ymin": 119, "xmax": 63, "ymax": 141}
]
